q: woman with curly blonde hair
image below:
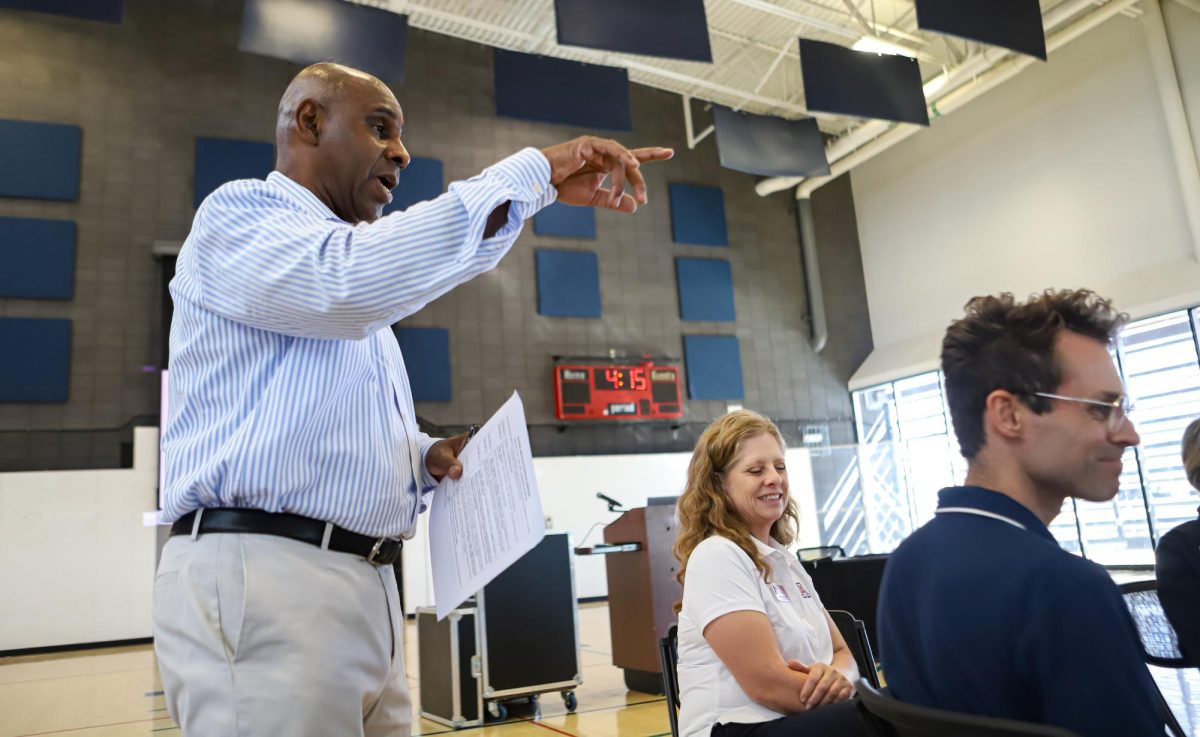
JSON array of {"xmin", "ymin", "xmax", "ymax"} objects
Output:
[{"xmin": 673, "ymin": 410, "xmax": 866, "ymax": 737}]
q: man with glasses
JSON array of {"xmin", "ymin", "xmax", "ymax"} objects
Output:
[{"xmin": 876, "ymin": 289, "xmax": 1165, "ymax": 736}]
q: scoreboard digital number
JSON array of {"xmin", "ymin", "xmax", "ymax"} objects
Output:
[{"xmin": 554, "ymin": 363, "xmax": 683, "ymax": 420}]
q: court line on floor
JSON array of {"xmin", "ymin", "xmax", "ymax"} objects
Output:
[
  {"xmin": 16, "ymin": 716, "xmax": 174, "ymax": 736},
  {"xmin": 413, "ymin": 696, "xmax": 667, "ymax": 737},
  {"xmin": 0, "ymin": 667, "xmax": 157, "ymax": 687}
]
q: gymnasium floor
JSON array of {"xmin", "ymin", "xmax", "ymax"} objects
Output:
[
  {"xmin": 1, "ymin": 602, "xmax": 1196, "ymax": 737},
  {"xmin": 0, "ymin": 603, "xmax": 669, "ymax": 737}
]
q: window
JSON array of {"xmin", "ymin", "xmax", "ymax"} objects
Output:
[{"xmin": 842, "ymin": 308, "xmax": 1200, "ymax": 563}]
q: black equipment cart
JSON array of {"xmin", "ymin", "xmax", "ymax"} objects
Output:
[{"xmin": 418, "ymin": 532, "xmax": 582, "ymax": 726}]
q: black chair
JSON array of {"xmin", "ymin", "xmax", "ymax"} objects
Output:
[
  {"xmin": 797, "ymin": 544, "xmax": 846, "ymax": 563},
  {"xmin": 828, "ymin": 609, "xmax": 882, "ymax": 690},
  {"xmin": 658, "ymin": 625, "xmax": 680, "ymax": 737},
  {"xmin": 1118, "ymin": 580, "xmax": 1192, "ymax": 737},
  {"xmin": 854, "ymin": 680, "xmax": 1079, "ymax": 737}
]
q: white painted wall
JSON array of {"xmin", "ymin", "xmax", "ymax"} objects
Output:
[
  {"xmin": 402, "ymin": 447, "xmax": 821, "ymax": 611},
  {"xmin": 0, "ymin": 428, "xmax": 159, "ymax": 651},
  {"xmin": 0, "ymin": 432, "xmax": 818, "ymax": 649},
  {"xmin": 849, "ymin": 6, "xmax": 1200, "ymax": 388}
]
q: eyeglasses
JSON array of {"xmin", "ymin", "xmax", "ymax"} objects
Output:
[{"xmin": 1031, "ymin": 391, "xmax": 1134, "ymax": 432}]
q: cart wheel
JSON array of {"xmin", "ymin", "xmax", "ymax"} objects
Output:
[
  {"xmin": 562, "ymin": 690, "xmax": 578, "ymax": 712},
  {"xmin": 487, "ymin": 701, "xmax": 508, "ymax": 721}
]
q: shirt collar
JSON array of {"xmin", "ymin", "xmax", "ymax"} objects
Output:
[
  {"xmin": 936, "ymin": 486, "xmax": 1057, "ymax": 544},
  {"xmin": 750, "ymin": 535, "xmax": 790, "ymax": 558},
  {"xmin": 266, "ymin": 171, "xmax": 344, "ymax": 222}
]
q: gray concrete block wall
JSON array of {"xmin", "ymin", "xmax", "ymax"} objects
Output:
[{"xmin": 0, "ymin": 0, "xmax": 872, "ymax": 468}]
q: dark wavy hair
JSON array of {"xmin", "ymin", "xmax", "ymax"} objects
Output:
[{"xmin": 941, "ymin": 289, "xmax": 1127, "ymax": 459}]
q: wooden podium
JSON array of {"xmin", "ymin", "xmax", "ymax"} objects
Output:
[{"xmin": 601, "ymin": 501, "xmax": 682, "ymax": 693}]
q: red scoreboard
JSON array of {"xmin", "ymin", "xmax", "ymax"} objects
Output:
[{"xmin": 553, "ymin": 361, "xmax": 683, "ymax": 420}]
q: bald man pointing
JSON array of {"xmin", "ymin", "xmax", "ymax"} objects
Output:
[{"xmin": 154, "ymin": 63, "xmax": 673, "ymax": 736}]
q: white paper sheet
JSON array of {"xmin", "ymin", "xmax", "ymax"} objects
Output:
[{"xmin": 429, "ymin": 391, "xmax": 546, "ymax": 619}]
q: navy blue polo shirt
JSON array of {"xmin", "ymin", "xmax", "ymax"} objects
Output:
[{"xmin": 877, "ymin": 486, "xmax": 1165, "ymax": 737}]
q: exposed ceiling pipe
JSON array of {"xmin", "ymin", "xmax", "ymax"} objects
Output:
[
  {"xmin": 682, "ymin": 95, "xmax": 715, "ymax": 149},
  {"xmin": 756, "ymin": 0, "xmax": 1119, "ymax": 198},
  {"xmin": 1142, "ymin": 0, "xmax": 1200, "ymax": 256},
  {"xmin": 772, "ymin": 0, "xmax": 1143, "ymax": 200},
  {"xmin": 796, "ymin": 199, "xmax": 828, "ymax": 354}
]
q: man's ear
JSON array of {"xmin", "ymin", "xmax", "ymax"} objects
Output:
[
  {"xmin": 295, "ymin": 99, "xmax": 323, "ymax": 146},
  {"xmin": 984, "ymin": 389, "xmax": 1024, "ymax": 442}
]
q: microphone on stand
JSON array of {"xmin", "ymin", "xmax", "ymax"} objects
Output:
[{"xmin": 596, "ymin": 492, "xmax": 626, "ymax": 512}]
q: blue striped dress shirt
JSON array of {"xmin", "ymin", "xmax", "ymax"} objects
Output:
[{"xmin": 162, "ymin": 147, "xmax": 556, "ymax": 537}]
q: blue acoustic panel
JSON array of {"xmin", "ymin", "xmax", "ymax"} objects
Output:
[
  {"xmin": 683, "ymin": 335, "xmax": 744, "ymax": 400},
  {"xmin": 193, "ymin": 137, "xmax": 275, "ymax": 208},
  {"xmin": 676, "ymin": 258, "xmax": 735, "ymax": 322},
  {"xmin": 536, "ymin": 249, "xmax": 601, "ymax": 318},
  {"xmin": 0, "ymin": 318, "xmax": 71, "ymax": 402},
  {"xmin": 393, "ymin": 327, "xmax": 451, "ymax": 402},
  {"xmin": 713, "ymin": 106, "xmax": 830, "ymax": 177},
  {"xmin": 0, "ymin": 217, "xmax": 76, "ymax": 299},
  {"xmin": 239, "ymin": 0, "xmax": 408, "ymax": 84},
  {"xmin": 0, "ymin": 120, "xmax": 81, "ymax": 201},
  {"xmin": 554, "ymin": 0, "xmax": 711, "ymax": 62},
  {"xmin": 382, "ymin": 157, "xmax": 443, "ymax": 215},
  {"xmin": 917, "ymin": 0, "xmax": 1045, "ymax": 61},
  {"xmin": 0, "ymin": 0, "xmax": 122, "ymax": 23},
  {"xmin": 800, "ymin": 39, "xmax": 929, "ymax": 126},
  {"xmin": 533, "ymin": 201, "xmax": 596, "ymax": 239},
  {"xmin": 669, "ymin": 184, "xmax": 728, "ymax": 247},
  {"xmin": 494, "ymin": 49, "xmax": 632, "ymax": 131}
]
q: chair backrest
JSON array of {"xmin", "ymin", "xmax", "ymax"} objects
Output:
[
  {"xmin": 855, "ymin": 681, "xmax": 1079, "ymax": 737},
  {"xmin": 658, "ymin": 625, "xmax": 680, "ymax": 737},
  {"xmin": 828, "ymin": 609, "xmax": 882, "ymax": 690},
  {"xmin": 1118, "ymin": 580, "xmax": 1190, "ymax": 667},
  {"xmin": 1116, "ymin": 581, "xmax": 1191, "ymax": 737},
  {"xmin": 797, "ymin": 545, "xmax": 846, "ymax": 562}
]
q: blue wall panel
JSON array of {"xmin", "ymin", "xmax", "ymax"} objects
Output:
[
  {"xmin": 0, "ymin": 217, "xmax": 76, "ymax": 300},
  {"xmin": 193, "ymin": 137, "xmax": 275, "ymax": 208},
  {"xmin": 800, "ymin": 39, "xmax": 929, "ymax": 126},
  {"xmin": 494, "ymin": 50, "xmax": 632, "ymax": 131},
  {"xmin": 669, "ymin": 184, "xmax": 728, "ymax": 246},
  {"xmin": 0, "ymin": 318, "xmax": 71, "ymax": 402},
  {"xmin": 554, "ymin": 0, "xmax": 711, "ymax": 62},
  {"xmin": 536, "ymin": 249, "xmax": 601, "ymax": 318},
  {"xmin": 382, "ymin": 157, "xmax": 443, "ymax": 215},
  {"xmin": 239, "ymin": 0, "xmax": 407, "ymax": 83},
  {"xmin": 0, "ymin": 0, "xmax": 122, "ymax": 23},
  {"xmin": 683, "ymin": 335, "xmax": 744, "ymax": 400},
  {"xmin": 676, "ymin": 258, "xmax": 735, "ymax": 322},
  {"xmin": 533, "ymin": 201, "xmax": 596, "ymax": 239},
  {"xmin": 393, "ymin": 327, "xmax": 451, "ymax": 401},
  {"xmin": 916, "ymin": 0, "xmax": 1045, "ymax": 60},
  {"xmin": 713, "ymin": 106, "xmax": 830, "ymax": 178},
  {"xmin": 0, "ymin": 120, "xmax": 81, "ymax": 201}
]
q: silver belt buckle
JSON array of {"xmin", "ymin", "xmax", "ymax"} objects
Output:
[{"xmin": 366, "ymin": 538, "xmax": 387, "ymax": 566}]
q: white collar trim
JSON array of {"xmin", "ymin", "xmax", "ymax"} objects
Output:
[{"xmin": 936, "ymin": 506, "xmax": 1027, "ymax": 530}]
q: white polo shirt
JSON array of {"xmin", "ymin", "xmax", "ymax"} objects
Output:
[{"xmin": 677, "ymin": 535, "xmax": 833, "ymax": 737}]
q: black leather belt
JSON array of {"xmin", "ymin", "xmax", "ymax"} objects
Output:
[{"xmin": 170, "ymin": 508, "xmax": 403, "ymax": 566}]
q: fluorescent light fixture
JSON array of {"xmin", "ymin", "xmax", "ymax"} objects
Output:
[
  {"xmin": 851, "ymin": 36, "xmax": 919, "ymax": 58},
  {"xmin": 923, "ymin": 70, "xmax": 950, "ymax": 98}
]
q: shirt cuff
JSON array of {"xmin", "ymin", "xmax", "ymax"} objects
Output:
[
  {"xmin": 417, "ymin": 434, "xmax": 441, "ymax": 494},
  {"xmin": 485, "ymin": 147, "xmax": 558, "ymax": 222}
]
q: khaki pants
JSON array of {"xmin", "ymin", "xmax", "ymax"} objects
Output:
[{"xmin": 153, "ymin": 532, "xmax": 411, "ymax": 736}]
